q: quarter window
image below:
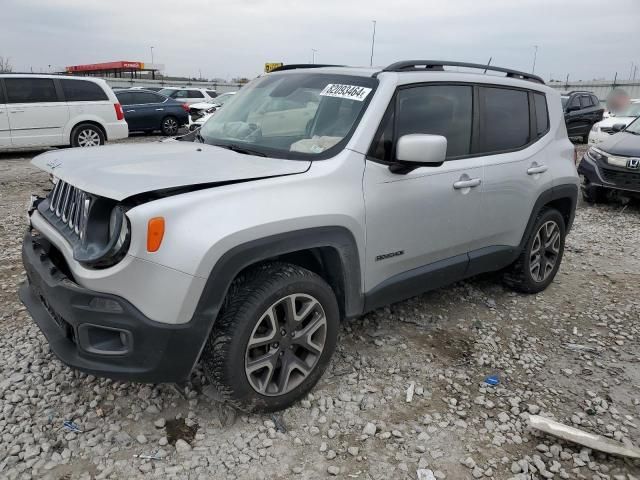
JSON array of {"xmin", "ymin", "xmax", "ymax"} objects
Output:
[
  {"xmin": 5, "ymin": 78, "xmax": 59, "ymax": 103},
  {"xmin": 478, "ymin": 87, "xmax": 530, "ymax": 153},
  {"xmin": 533, "ymin": 92, "xmax": 549, "ymax": 137},
  {"xmin": 116, "ymin": 92, "xmax": 134, "ymax": 105},
  {"xmin": 206, "ymin": 90, "xmax": 218, "ymax": 98},
  {"xmin": 61, "ymin": 79, "xmax": 108, "ymax": 101}
]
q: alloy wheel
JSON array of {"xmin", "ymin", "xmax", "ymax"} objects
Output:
[
  {"xmin": 245, "ymin": 294, "xmax": 327, "ymax": 396},
  {"xmin": 163, "ymin": 118, "xmax": 178, "ymax": 135},
  {"xmin": 77, "ymin": 129, "xmax": 101, "ymax": 147},
  {"xmin": 529, "ymin": 220, "xmax": 561, "ymax": 282}
]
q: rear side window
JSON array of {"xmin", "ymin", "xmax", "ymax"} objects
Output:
[
  {"xmin": 568, "ymin": 96, "xmax": 581, "ymax": 108},
  {"xmin": 591, "ymin": 95, "xmax": 600, "ymax": 107},
  {"xmin": 0, "ymin": 84, "xmax": 5, "ymax": 103},
  {"xmin": 206, "ymin": 90, "xmax": 218, "ymax": 98},
  {"xmin": 187, "ymin": 90, "xmax": 204, "ymax": 98},
  {"xmin": 61, "ymin": 79, "xmax": 108, "ymax": 101},
  {"xmin": 533, "ymin": 93, "xmax": 549, "ymax": 137},
  {"xmin": 130, "ymin": 92, "xmax": 162, "ymax": 104},
  {"xmin": 116, "ymin": 92, "xmax": 134, "ymax": 105},
  {"xmin": 395, "ymin": 85, "xmax": 473, "ymax": 158},
  {"xmin": 478, "ymin": 87, "xmax": 530, "ymax": 153},
  {"xmin": 5, "ymin": 78, "xmax": 59, "ymax": 103}
]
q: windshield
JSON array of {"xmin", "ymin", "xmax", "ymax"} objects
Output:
[
  {"xmin": 561, "ymin": 96, "xmax": 569, "ymax": 107},
  {"xmin": 616, "ymin": 103, "xmax": 640, "ymax": 117},
  {"xmin": 211, "ymin": 93, "xmax": 235, "ymax": 105},
  {"xmin": 625, "ymin": 117, "xmax": 640, "ymax": 134},
  {"xmin": 198, "ymin": 73, "xmax": 377, "ymax": 159}
]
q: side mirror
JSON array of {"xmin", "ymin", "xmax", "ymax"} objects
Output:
[
  {"xmin": 612, "ymin": 123, "xmax": 626, "ymax": 132},
  {"xmin": 395, "ymin": 134, "xmax": 447, "ymax": 166}
]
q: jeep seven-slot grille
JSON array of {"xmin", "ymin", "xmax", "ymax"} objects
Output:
[
  {"xmin": 601, "ymin": 168, "xmax": 640, "ymax": 189},
  {"xmin": 48, "ymin": 180, "xmax": 90, "ymax": 239}
]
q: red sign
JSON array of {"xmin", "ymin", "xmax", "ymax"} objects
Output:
[{"xmin": 66, "ymin": 61, "xmax": 145, "ymax": 72}]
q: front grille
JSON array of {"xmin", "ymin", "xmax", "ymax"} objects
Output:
[
  {"xmin": 48, "ymin": 180, "xmax": 91, "ymax": 240},
  {"xmin": 601, "ymin": 167, "xmax": 640, "ymax": 189},
  {"xmin": 600, "ymin": 127, "xmax": 615, "ymax": 135}
]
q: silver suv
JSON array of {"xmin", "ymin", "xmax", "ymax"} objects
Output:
[{"xmin": 21, "ymin": 61, "xmax": 579, "ymax": 412}]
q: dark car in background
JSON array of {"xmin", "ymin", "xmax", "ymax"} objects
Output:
[
  {"xmin": 561, "ymin": 90, "xmax": 604, "ymax": 142},
  {"xmin": 578, "ymin": 117, "xmax": 640, "ymax": 202},
  {"xmin": 115, "ymin": 90, "xmax": 189, "ymax": 135}
]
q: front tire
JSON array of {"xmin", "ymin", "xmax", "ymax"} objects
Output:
[
  {"xmin": 71, "ymin": 124, "xmax": 105, "ymax": 147},
  {"xmin": 161, "ymin": 116, "xmax": 179, "ymax": 136},
  {"xmin": 503, "ymin": 209, "xmax": 566, "ymax": 294},
  {"xmin": 201, "ymin": 262, "xmax": 340, "ymax": 412}
]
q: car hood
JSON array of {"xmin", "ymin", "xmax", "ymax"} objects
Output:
[
  {"xmin": 32, "ymin": 142, "xmax": 311, "ymax": 201},
  {"xmin": 599, "ymin": 131, "xmax": 640, "ymax": 157},
  {"xmin": 189, "ymin": 102, "xmax": 216, "ymax": 110},
  {"xmin": 597, "ymin": 116, "xmax": 637, "ymax": 128}
]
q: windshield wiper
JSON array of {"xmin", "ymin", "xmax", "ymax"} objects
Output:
[{"xmin": 212, "ymin": 143, "xmax": 266, "ymax": 157}]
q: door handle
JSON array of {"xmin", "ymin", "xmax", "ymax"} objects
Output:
[
  {"xmin": 527, "ymin": 165, "xmax": 548, "ymax": 175},
  {"xmin": 453, "ymin": 178, "xmax": 481, "ymax": 189},
  {"xmin": 155, "ymin": 108, "xmax": 164, "ymax": 111},
  {"xmin": 126, "ymin": 110, "xmax": 135, "ymax": 113},
  {"xmin": 10, "ymin": 110, "xmax": 24, "ymax": 113}
]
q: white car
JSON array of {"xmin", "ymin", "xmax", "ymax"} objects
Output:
[
  {"xmin": 588, "ymin": 100, "xmax": 640, "ymax": 144},
  {"xmin": 157, "ymin": 87, "xmax": 218, "ymax": 105},
  {"xmin": 188, "ymin": 92, "xmax": 237, "ymax": 131},
  {"xmin": 0, "ymin": 74, "xmax": 128, "ymax": 149}
]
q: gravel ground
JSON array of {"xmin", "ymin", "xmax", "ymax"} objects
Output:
[{"xmin": 1, "ymin": 139, "xmax": 639, "ymax": 480}]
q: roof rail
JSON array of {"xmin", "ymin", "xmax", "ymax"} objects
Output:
[
  {"xmin": 269, "ymin": 64, "xmax": 343, "ymax": 73},
  {"xmin": 379, "ymin": 60, "xmax": 545, "ymax": 84}
]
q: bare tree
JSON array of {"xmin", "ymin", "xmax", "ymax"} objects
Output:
[{"xmin": 0, "ymin": 56, "xmax": 13, "ymax": 73}]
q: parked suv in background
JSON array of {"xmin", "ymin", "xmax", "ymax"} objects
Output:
[
  {"xmin": 561, "ymin": 90, "xmax": 605, "ymax": 142},
  {"xmin": 157, "ymin": 87, "xmax": 217, "ymax": 105},
  {"xmin": 115, "ymin": 89, "xmax": 189, "ymax": 135},
  {"xmin": 0, "ymin": 74, "xmax": 127, "ymax": 149},
  {"xmin": 21, "ymin": 61, "xmax": 578, "ymax": 412},
  {"xmin": 579, "ymin": 116, "xmax": 640, "ymax": 202}
]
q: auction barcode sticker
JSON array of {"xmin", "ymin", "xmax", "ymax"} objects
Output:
[{"xmin": 320, "ymin": 84, "xmax": 372, "ymax": 101}]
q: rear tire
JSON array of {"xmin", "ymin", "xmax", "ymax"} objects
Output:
[
  {"xmin": 201, "ymin": 262, "xmax": 340, "ymax": 412},
  {"xmin": 71, "ymin": 124, "xmax": 105, "ymax": 148},
  {"xmin": 161, "ymin": 116, "xmax": 179, "ymax": 136},
  {"xmin": 503, "ymin": 209, "xmax": 566, "ymax": 294}
]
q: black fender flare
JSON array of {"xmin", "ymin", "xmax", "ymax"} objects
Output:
[
  {"xmin": 186, "ymin": 226, "xmax": 363, "ymax": 371},
  {"xmin": 518, "ymin": 183, "xmax": 578, "ymax": 253}
]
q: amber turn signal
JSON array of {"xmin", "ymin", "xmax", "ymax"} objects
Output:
[{"xmin": 147, "ymin": 217, "xmax": 165, "ymax": 252}]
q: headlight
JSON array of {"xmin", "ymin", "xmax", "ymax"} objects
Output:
[
  {"xmin": 109, "ymin": 206, "xmax": 129, "ymax": 252},
  {"xmin": 587, "ymin": 147, "xmax": 607, "ymax": 162}
]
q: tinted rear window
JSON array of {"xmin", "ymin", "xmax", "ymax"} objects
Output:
[
  {"xmin": 5, "ymin": 78, "xmax": 59, "ymax": 103},
  {"xmin": 187, "ymin": 90, "xmax": 204, "ymax": 98},
  {"xmin": 61, "ymin": 79, "xmax": 108, "ymax": 102},
  {"xmin": 533, "ymin": 93, "xmax": 549, "ymax": 137},
  {"xmin": 478, "ymin": 87, "xmax": 530, "ymax": 153}
]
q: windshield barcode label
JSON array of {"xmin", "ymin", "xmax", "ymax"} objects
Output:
[{"xmin": 320, "ymin": 84, "xmax": 372, "ymax": 102}]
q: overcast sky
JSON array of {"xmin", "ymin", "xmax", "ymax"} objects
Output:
[{"xmin": 3, "ymin": 0, "xmax": 639, "ymax": 82}]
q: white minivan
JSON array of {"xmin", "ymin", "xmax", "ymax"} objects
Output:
[{"xmin": 0, "ymin": 74, "xmax": 128, "ymax": 149}]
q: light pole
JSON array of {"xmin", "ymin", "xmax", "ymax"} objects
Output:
[
  {"xmin": 370, "ymin": 20, "xmax": 377, "ymax": 67},
  {"xmin": 311, "ymin": 49, "xmax": 318, "ymax": 64},
  {"xmin": 532, "ymin": 45, "xmax": 538, "ymax": 74},
  {"xmin": 150, "ymin": 46, "xmax": 155, "ymax": 65}
]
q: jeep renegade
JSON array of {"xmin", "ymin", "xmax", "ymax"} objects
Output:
[{"xmin": 20, "ymin": 61, "xmax": 579, "ymax": 412}]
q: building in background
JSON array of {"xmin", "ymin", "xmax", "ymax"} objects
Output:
[{"xmin": 64, "ymin": 61, "xmax": 164, "ymax": 80}]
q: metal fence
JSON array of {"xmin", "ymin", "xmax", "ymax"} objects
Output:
[
  {"xmin": 101, "ymin": 77, "xmax": 244, "ymax": 94},
  {"xmin": 548, "ymin": 80, "xmax": 640, "ymax": 101}
]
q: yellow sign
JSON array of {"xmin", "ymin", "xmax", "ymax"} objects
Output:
[{"xmin": 265, "ymin": 63, "xmax": 284, "ymax": 73}]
